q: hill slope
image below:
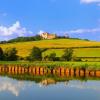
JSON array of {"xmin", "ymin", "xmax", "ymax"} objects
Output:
[{"xmin": 0, "ymin": 39, "xmax": 100, "ymax": 57}]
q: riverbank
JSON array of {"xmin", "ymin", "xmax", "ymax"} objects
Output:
[
  {"xmin": 0, "ymin": 61, "xmax": 100, "ymax": 69},
  {"xmin": 0, "ymin": 64, "xmax": 100, "ymax": 81}
]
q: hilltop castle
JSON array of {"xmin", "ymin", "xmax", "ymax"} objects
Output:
[{"xmin": 40, "ymin": 32, "xmax": 57, "ymax": 39}]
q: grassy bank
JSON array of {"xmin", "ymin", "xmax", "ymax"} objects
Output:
[{"xmin": 0, "ymin": 61, "xmax": 100, "ymax": 69}]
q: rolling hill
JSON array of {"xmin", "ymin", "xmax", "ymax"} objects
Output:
[{"xmin": 0, "ymin": 39, "xmax": 100, "ymax": 58}]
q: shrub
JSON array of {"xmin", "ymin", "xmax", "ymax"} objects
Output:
[
  {"xmin": 28, "ymin": 46, "xmax": 42, "ymax": 61},
  {"xmin": 4, "ymin": 48, "xmax": 18, "ymax": 61},
  {"xmin": 72, "ymin": 56, "xmax": 82, "ymax": 61},
  {"xmin": 0, "ymin": 47, "xmax": 4, "ymax": 60},
  {"xmin": 61, "ymin": 48, "xmax": 73, "ymax": 61},
  {"xmin": 48, "ymin": 52, "xmax": 57, "ymax": 61}
]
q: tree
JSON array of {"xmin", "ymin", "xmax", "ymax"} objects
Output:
[
  {"xmin": 29, "ymin": 46, "xmax": 42, "ymax": 61},
  {"xmin": 0, "ymin": 47, "xmax": 4, "ymax": 60},
  {"xmin": 48, "ymin": 52, "xmax": 56, "ymax": 61},
  {"xmin": 4, "ymin": 48, "xmax": 18, "ymax": 61},
  {"xmin": 34, "ymin": 35, "xmax": 42, "ymax": 41},
  {"xmin": 61, "ymin": 48, "xmax": 73, "ymax": 61}
]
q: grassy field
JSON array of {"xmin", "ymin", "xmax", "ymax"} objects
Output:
[
  {"xmin": 0, "ymin": 39, "xmax": 100, "ymax": 57},
  {"xmin": 43, "ymin": 48, "xmax": 100, "ymax": 57}
]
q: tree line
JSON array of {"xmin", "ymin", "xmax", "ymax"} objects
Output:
[
  {"xmin": 0, "ymin": 46, "xmax": 81, "ymax": 61},
  {"xmin": 0, "ymin": 35, "xmax": 42, "ymax": 44},
  {"xmin": 0, "ymin": 34, "xmax": 89, "ymax": 44}
]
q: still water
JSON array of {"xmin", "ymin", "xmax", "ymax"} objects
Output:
[
  {"xmin": 0, "ymin": 76, "xmax": 100, "ymax": 100},
  {"xmin": 0, "ymin": 65, "xmax": 100, "ymax": 100}
]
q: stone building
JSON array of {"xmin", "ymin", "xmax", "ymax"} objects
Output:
[{"xmin": 40, "ymin": 32, "xmax": 56, "ymax": 39}]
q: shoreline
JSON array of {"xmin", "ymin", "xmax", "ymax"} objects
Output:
[{"xmin": 0, "ymin": 61, "xmax": 100, "ymax": 69}]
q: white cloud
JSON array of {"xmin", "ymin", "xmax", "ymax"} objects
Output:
[
  {"xmin": 38, "ymin": 30, "xmax": 45, "ymax": 35},
  {"xmin": 66, "ymin": 28, "xmax": 100, "ymax": 34},
  {"xmin": 81, "ymin": 0, "xmax": 100, "ymax": 4},
  {"xmin": 81, "ymin": 0, "xmax": 100, "ymax": 6},
  {"xmin": 58, "ymin": 27, "xmax": 100, "ymax": 41},
  {"xmin": 98, "ymin": 3, "xmax": 100, "ymax": 5},
  {"xmin": 0, "ymin": 21, "xmax": 33, "ymax": 40}
]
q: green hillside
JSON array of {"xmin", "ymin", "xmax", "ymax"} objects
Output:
[{"xmin": 0, "ymin": 39, "xmax": 100, "ymax": 58}]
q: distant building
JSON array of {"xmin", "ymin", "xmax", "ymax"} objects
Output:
[{"xmin": 40, "ymin": 32, "xmax": 57, "ymax": 39}]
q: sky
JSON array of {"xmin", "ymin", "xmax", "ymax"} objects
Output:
[{"xmin": 0, "ymin": 0, "xmax": 100, "ymax": 41}]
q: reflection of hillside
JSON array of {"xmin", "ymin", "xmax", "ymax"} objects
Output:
[{"xmin": 39, "ymin": 78, "xmax": 56, "ymax": 86}]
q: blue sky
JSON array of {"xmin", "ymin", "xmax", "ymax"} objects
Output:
[{"xmin": 0, "ymin": 0, "xmax": 100, "ymax": 41}]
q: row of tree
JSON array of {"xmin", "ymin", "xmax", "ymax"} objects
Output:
[
  {"xmin": 0, "ymin": 35, "xmax": 70, "ymax": 44},
  {"xmin": 27, "ymin": 47, "xmax": 74, "ymax": 61},
  {"xmin": 0, "ymin": 46, "xmax": 76, "ymax": 61},
  {"xmin": 0, "ymin": 35, "xmax": 42, "ymax": 44}
]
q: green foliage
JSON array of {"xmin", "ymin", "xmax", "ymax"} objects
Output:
[
  {"xmin": 0, "ymin": 47, "xmax": 4, "ymax": 60},
  {"xmin": 0, "ymin": 61, "xmax": 100, "ymax": 70},
  {"xmin": 48, "ymin": 52, "xmax": 56, "ymax": 61},
  {"xmin": 72, "ymin": 56, "xmax": 82, "ymax": 61},
  {"xmin": 61, "ymin": 48, "xmax": 73, "ymax": 61},
  {"xmin": 4, "ymin": 48, "xmax": 18, "ymax": 61},
  {"xmin": 0, "ymin": 38, "xmax": 100, "ymax": 62},
  {"xmin": 33, "ymin": 35, "xmax": 42, "ymax": 41},
  {"xmin": 0, "ymin": 39, "xmax": 100, "ymax": 58},
  {"xmin": 43, "ymin": 55, "xmax": 49, "ymax": 61},
  {"xmin": 7, "ymin": 35, "xmax": 42, "ymax": 43},
  {"xmin": 28, "ymin": 46, "xmax": 42, "ymax": 61},
  {"xmin": 43, "ymin": 52, "xmax": 60, "ymax": 61}
]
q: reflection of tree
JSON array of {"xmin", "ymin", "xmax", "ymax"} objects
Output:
[{"xmin": 0, "ymin": 72, "xmax": 100, "ymax": 86}]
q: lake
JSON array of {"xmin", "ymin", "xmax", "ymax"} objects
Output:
[
  {"xmin": 0, "ymin": 76, "xmax": 100, "ymax": 100},
  {"xmin": 0, "ymin": 65, "xmax": 100, "ymax": 100}
]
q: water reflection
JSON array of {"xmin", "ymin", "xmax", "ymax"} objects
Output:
[
  {"xmin": 0, "ymin": 76, "xmax": 100, "ymax": 97},
  {"xmin": 0, "ymin": 77, "xmax": 25, "ymax": 96},
  {"xmin": 39, "ymin": 78, "xmax": 56, "ymax": 86},
  {"xmin": 0, "ymin": 65, "xmax": 100, "ymax": 100},
  {"xmin": 0, "ymin": 65, "xmax": 100, "ymax": 86},
  {"xmin": 67, "ymin": 81, "xmax": 100, "ymax": 91}
]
